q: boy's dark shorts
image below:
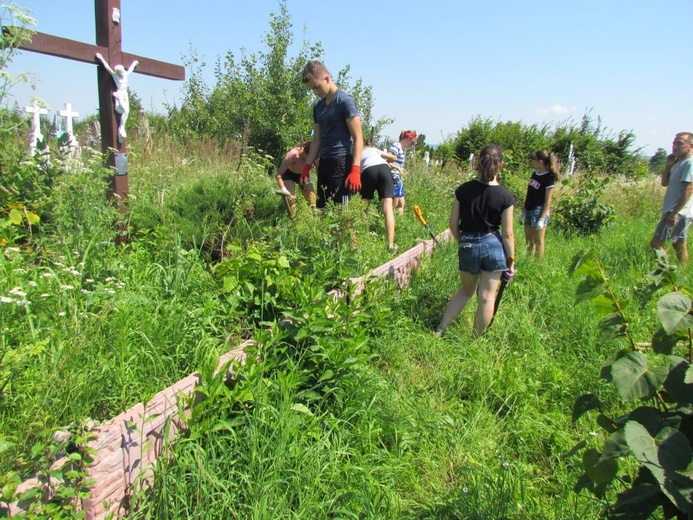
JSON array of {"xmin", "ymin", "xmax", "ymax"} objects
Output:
[
  {"xmin": 361, "ymin": 164, "xmax": 394, "ymax": 200},
  {"xmin": 316, "ymin": 155, "xmax": 353, "ymax": 208}
]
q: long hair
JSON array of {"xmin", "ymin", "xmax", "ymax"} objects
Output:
[
  {"xmin": 531, "ymin": 149, "xmax": 560, "ymax": 181},
  {"xmin": 477, "ymin": 145, "xmax": 503, "ymax": 183}
]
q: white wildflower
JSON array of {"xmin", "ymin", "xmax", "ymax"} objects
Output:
[
  {"xmin": 40, "ymin": 293, "xmax": 49, "ymax": 298},
  {"xmin": 59, "ymin": 285, "xmax": 74, "ymax": 291},
  {"xmin": 9, "ymin": 287, "xmax": 26, "ymax": 297},
  {"xmin": 28, "ymin": 281, "xmax": 37, "ymax": 287},
  {"xmin": 58, "ymin": 311, "xmax": 66, "ymax": 317},
  {"xmin": 0, "ymin": 296, "xmax": 13, "ymax": 304},
  {"xmin": 41, "ymin": 272, "xmax": 55, "ymax": 278}
]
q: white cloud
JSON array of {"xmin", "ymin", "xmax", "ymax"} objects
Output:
[{"xmin": 534, "ymin": 104, "xmax": 572, "ymax": 116}]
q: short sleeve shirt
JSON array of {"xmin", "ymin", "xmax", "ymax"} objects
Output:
[
  {"xmin": 524, "ymin": 171, "xmax": 556, "ymax": 210},
  {"xmin": 313, "ymin": 89, "xmax": 359, "ymax": 158},
  {"xmin": 663, "ymin": 157, "xmax": 693, "ymax": 217},
  {"xmin": 455, "ymin": 180, "xmax": 514, "ymax": 233}
]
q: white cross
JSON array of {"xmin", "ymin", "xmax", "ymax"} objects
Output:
[
  {"xmin": 24, "ymin": 99, "xmax": 49, "ymax": 154},
  {"xmin": 59, "ymin": 102, "xmax": 79, "ymax": 136}
]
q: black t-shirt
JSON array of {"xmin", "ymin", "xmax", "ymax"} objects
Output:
[
  {"xmin": 524, "ymin": 171, "xmax": 556, "ymax": 210},
  {"xmin": 455, "ymin": 180, "xmax": 514, "ymax": 233}
]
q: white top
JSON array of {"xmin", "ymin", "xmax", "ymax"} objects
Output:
[{"xmin": 360, "ymin": 146, "xmax": 389, "ymax": 170}]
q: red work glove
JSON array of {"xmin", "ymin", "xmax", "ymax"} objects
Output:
[
  {"xmin": 300, "ymin": 164, "xmax": 311, "ymax": 186},
  {"xmin": 345, "ymin": 165, "xmax": 361, "ymax": 192}
]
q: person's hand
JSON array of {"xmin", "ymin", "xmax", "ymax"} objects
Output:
[
  {"xmin": 501, "ymin": 265, "xmax": 515, "ymax": 284},
  {"xmin": 665, "ymin": 154, "xmax": 678, "ymax": 170},
  {"xmin": 666, "ymin": 211, "xmax": 678, "ymax": 228},
  {"xmin": 299, "ymin": 164, "xmax": 311, "ymax": 186},
  {"xmin": 345, "ymin": 165, "xmax": 362, "ymax": 192},
  {"xmin": 536, "ymin": 218, "xmax": 545, "ymax": 230}
]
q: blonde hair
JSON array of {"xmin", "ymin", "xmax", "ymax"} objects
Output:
[{"xmin": 531, "ymin": 149, "xmax": 560, "ymax": 181}]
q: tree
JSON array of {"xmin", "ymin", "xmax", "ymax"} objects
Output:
[{"xmin": 650, "ymin": 147, "xmax": 668, "ymax": 174}]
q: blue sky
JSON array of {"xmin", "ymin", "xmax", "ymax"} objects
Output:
[{"xmin": 4, "ymin": 1, "xmax": 691, "ymax": 157}]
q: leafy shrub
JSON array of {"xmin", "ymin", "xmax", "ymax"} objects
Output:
[
  {"xmin": 569, "ymin": 250, "xmax": 693, "ymax": 518},
  {"xmin": 553, "ymin": 173, "xmax": 615, "ymax": 235}
]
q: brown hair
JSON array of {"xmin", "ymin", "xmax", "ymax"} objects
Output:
[
  {"xmin": 301, "ymin": 140, "xmax": 312, "ymax": 155},
  {"xmin": 531, "ymin": 149, "xmax": 560, "ymax": 181},
  {"xmin": 477, "ymin": 145, "xmax": 503, "ymax": 183},
  {"xmin": 302, "ymin": 61, "xmax": 329, "ymax": 83}
]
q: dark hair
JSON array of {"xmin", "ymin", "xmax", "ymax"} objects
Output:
[
  {"xmin": 301, "ymin": 140, "xmax": 312, "ymax": 155},
  {"xmin": 531, "ymin": 149, "xmax": 560, "ymax": 181},
  {"xmin": 477, "ymin": 145, "xmax": 503, "ymax": 183},
  {"xmin": 302, "ymin": 61, "xmax": 329, "ymax": 83}
]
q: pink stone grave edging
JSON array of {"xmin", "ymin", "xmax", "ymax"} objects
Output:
[{"xmin": 3, "ymin": 229, "xmax": 449, "ymax": 519}]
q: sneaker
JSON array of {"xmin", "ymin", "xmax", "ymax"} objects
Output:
[{"xmin": 433, "ymin": 327, "xmax": 445, "ymax": 337}]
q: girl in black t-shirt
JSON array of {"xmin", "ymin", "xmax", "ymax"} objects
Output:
[
  {"xmin": 435, "ymin": 145, "xmax": 515, "ymax": 337},
  {"xmin": 521, "ymin": 150, "xmax": 559, "ymax": 258}
]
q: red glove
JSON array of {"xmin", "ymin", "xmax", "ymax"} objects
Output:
[
  {"xmin": 345, "ymin": 165, "xmax": 361, "ymax": 192},
  {"xmin": 300, "ymin": 164, "xmax": 311, "ymax": 186}
]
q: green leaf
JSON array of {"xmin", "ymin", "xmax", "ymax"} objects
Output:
[
  {"xmin": 658, "ymin": 293, "xmax": 693, "ymax": 335},
  {"xmin": 575, "ymin": 277, "xmax": 605, "ymax": 305},
  {"xmin": 290, "ymin": 403, "xmax": 313, "ymax": 416},
  {"xmin": 591, "ymin": 293, "xmax": 618, "ymax": 314},
  {"xmin": 568, "ymin": 250, "xmax": 599, "ymax": 278},
  {"xmin": 610, "ymin": 351, "xmax": 666, "ymax": 401},
  {"xmin": 8, "ymin": 208, "xmax": 22, "ymax": 225},
  {"xmin": 583, "ymin": 448, "xmax": 618, "ymax": 484},
  {"xmin": 596, "ymin": 413, "xmax": 617, "ymax": 433},
  {"xmin": 663, "ymin": 357, "xmax": 693, "ymax": 405},
  {"xmin": 600, "ymin": 428, "xmax": 630, "ymax": 462},
  {"xmin": 572, "ymin": 393, "xmax": 601, "ymax": 422},
  {"xmin": 597, "ymin": 313, "xmax": 626, "ymax": 343},
  {"xmin": 652, "ymin": 327, "xmax": 688, "ymax": 355},
  {"xmin": 625, "ymin": 422, "xmax": 693, "ymax": 512},
  {"xmin": 25, "ymin": 211, "xmax": 39, "ymax": 224}
]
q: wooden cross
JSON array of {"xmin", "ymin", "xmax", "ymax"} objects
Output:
[{"xmin": 14, "ymin": 0, "xmax": 185, "ymax": 208}]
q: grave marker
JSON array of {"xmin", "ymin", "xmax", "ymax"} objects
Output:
[{"xmin": 24, "ymin": 99, "xmax": 48, "ymax": 156}]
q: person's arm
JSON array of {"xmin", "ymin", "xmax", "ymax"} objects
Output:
[
  {"xmin": 380, "ymin": 151, "xmax": 397, "ymax": 163},
  {"xmin": 666, "ymin": 182, "xmax": 693, "ymax": 226},
  {"xmin": 347, "ymin": 115, "xmax": 363, "ymax": 166},
  {"xmin": 276, "ymin": 157, "xmax": 291, "ymax": 190},
  {"xmin": 305, "ymin": 124, "xmax": 320, "ymax": 166},
  {"xmin": 539, "ymin": 187, "xmax": 554, "ymax": 220},
  {"xmin": 501, "ymin": 205, "xmax": 515, "ymax": 267},
  {"xmin": 448, "ymin": 199, "xmax": 460, "ymax": 242},
  {"xmin": 662, "ymin": 154, "xmax": 677, "ymax": 187},
  {"xmin": 126, "ymin": 60, "xmax": 139, "ymax": 75}
]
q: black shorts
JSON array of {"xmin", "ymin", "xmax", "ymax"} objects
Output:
[
  {"xmin": 316, "ymin": 155, "xmax": 353, "ymax": 208},
  {"xmin": 281, "ymin": 170, "xmax": 301, "ymax": 184},
  {"xmin": 360, "ymin": 164, "xmax": 394, "ymax": 200}
]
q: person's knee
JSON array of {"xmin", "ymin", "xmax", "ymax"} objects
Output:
[{"xmin": 650, "ymin": 237, "xmax": 664, "ymax": 249}]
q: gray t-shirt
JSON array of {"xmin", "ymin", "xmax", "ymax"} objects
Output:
[
  {"xmin": 663, "ymin": 156, "xmax": 693, "ymax": 217},
  {"xmin": 313, "ymin": 89, "xmax": 359, "ymax": 158}
]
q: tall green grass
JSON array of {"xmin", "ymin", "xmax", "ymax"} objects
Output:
[{"xmin": 1, "ymin": 132, "xmax": 677, "ymax": 518}]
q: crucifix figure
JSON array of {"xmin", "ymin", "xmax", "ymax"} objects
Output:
[
  {"xmin": 12, "ymin": 0, "xmax": 184, "ymax": 222},
  {"xmin": 95, "ymin": 53, "xmax": 137, "ymax": 142}
]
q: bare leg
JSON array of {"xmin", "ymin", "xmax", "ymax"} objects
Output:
[
  {"xmin": 673, "ymin": 240, "xmax": 689, "ymax": 266},
  {"xmin": 438, "ymin": 271, "xmax": 480, "ymax": 331},
  {"xmin": 381, "ymin": 197, "xmax": 395, "ymax": 249},
  {"xmin": 394, "ymin": 197, "xmax": 405, "ymax": 215},
  {"xmin": 473, "ymin": 271, "xmax": 502, "ymax": 336},
  {"xmin": 524, "ymin": 224, "xmax": 535, "ymax": 256},
  {"xmin": 534, "ymin": 227, "xmax": 547, "ymax": 258},
  {"xmin": 300, "ymin": 181, "xmax": 316, "ymax": 207}
]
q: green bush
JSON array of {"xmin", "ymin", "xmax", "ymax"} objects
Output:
[{"xmin": 553, "ymin": 173, "xmax": 615, "ymax": 235}]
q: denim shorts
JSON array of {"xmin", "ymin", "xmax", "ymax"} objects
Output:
[
  {"xmin": 524, "ymin": 205, "xmax": 549, "ymax": 228},
  {"xmin": 457, "ymin": 231, "xmax": 507, "ymax": 274},
  {"xmin": 653, "ymin": 213, "xmax": 692, "ymax": 243}
]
